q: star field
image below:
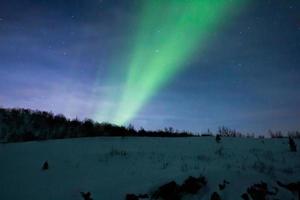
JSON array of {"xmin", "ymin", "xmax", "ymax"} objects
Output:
[{"xmin": 0, "ymin": 0, "xmax": 299, "ymax": 134}]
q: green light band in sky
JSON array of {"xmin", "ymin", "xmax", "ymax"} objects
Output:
[{"xmin": 109, "ymin": 0, "xmax": 246, "ymax": 125}]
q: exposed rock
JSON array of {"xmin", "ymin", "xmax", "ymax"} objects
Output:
[
  {"xmin": 247, "ymin": 182, "xmax": 276, "ymax": 200},
  {"xmin": 41, "ymin": 161, "xmax": 49, "ymax": 170},
  {"xmin": 126, "ymin": 194, "xmax": 139, "ymax": 200},
  {"xmin": 241, "ymin": 193, "xmax": 250, "ymax": 200},
  {"xmin": 181, "ymin": 176, "xmax": 207, "ymax": 194},
  {"xmin": 288, "ymin": 137, "xmax": 297, "ymax": 152},
  {"xmin": 277, "ymin": 181, "xmax": 300, "ymax": 200},
  {"xmin": 219, "ymin": 179, "xmax": 230, "ymax": 191},
  {"xmin": 211, "ymin": 192, "xmax": 221, "ymax": 200},
  {"xmin": 216, "ymin": 135, "xmax": 221, "ymax": 143},
  {"xmin": 152, "ymin": 181, "xmax": 181, "ymax": 200},
  {"xmin": 80, "ymin": 192, "xmax": 93, "ymax": 200},
  {"xmin": 138, "ymin": 194, "xmax": 149, "ymax": 199}
]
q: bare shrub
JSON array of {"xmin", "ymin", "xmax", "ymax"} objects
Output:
[
  {"xmin": 269, "ymin": 130, "xmax": 284, "ymax": 138},
  {"xmin": 289, "ymin": 137, "xmax": 297, "ymax": 152}
]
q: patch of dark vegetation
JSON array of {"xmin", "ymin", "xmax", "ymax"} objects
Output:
[
  {"xmin": 269, "ymin": 130, "xmax": 285, "ymax": 139},
  {"xmin": 218, "ymin": 179, "xmax": 230, "ymax": 191},
  {"xmin": 288, "ymin": 137, "xmax": 297, "ymax": 152},
  {"xmin": 288, "ymin": 131, "xmax": 300, "ymax": 138},
  {"xmin": 269, "ymin": 130, "xmax": 300, "ymax": 139},
  {"xmin": 218, "ymin": 126, "xmax": 242, "ymax": 137},
  {"xmin": 124, "ymin": 178, "xmax": 300, "ymax": 200},
  {"xmin": 125, "ymin": 193, "xmax": 148, "ymax": 200},
  {"xmin": 138, "ymin": 194, "xmax": 149, "ymax": 199},
  {"xmin": 80, "ymin": 192, "xmax": 93, "ymax": 200},
  {"xmin": 152, "ymin": 181, "xmax": 181, "ymax": 200},
  {"xmin": 215, "ymin": 134, "xmax": 221, "ymax": 143},
  {"xmin": 41, "ymin": 161, "xmax": 49, "ymax": 171},
  {"xmin": 277, "ymin": 181, "xmax": 300, "ymax": 199},
  {"xmin": 245, "ymin": 182, "xmax": 277, "ymax": 200},
  {"xmin": 1, "ymin": 107, "xmax": 299, "ymax": 142},
  {"xmin": 181, "ymin": 176, "xmax": 207, "ymax": 194},
  {"xmin": 0, "ymin": 108, "xmax": 193, "ymax": 143},
  {"xmin": 125, "ymin": 194, "xmax": 139, "ymax": 200},
  {"xmin": 210, "ymin": 192, "xmax": 221, "ymax": 200},
  {"xmin": 241, "ymin": 193, "xmax": 250, "ymax": 200},
  {"xmin": 127, "ymin": 176, "xmax": 207, "ymax": 200},
  {"xmin": 201, "ymin": 133, "xmax": 213, "ymax": 137}
]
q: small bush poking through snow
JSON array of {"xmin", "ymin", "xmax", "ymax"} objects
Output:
[
  {"xmin": 246, "ymin": 182, "xmax": 277, "ymax": 200},
  {"xmin": 288, "ymin": 137, "xmax": 297, "ymax": 152},
  {"xmin": 125, "ymin": 194, "xmax": 138, "ymax": 200},
  {"xmin": 152, "ymin": 181, "xmax": 181, "ymax": 200},
  {"xmin": 277, "ymin": 181, "xmax": 300, "ymax": 199},
  {"xmin": 151, "ymin": 176, "xmax": 207, "ymax": 200},
  {"xmin": 216, "ymin": 135, "xmax": 221, "ymax": 143},
  {"xmin": 241, "ymin": 193, "xmax": 250, "ymax": 200},
  {"xmin": 181, "ymin": 176, "xmax": 207, "ymax": 194},
  {"xmin": 126, "ymin": 193, "xmax": 149, "ymax": 200},
  {"xmin": 218, "ymin": 180, "xmax": 230, "ymax": 191},
  {"xmin": 80, "ymin": 192, "xmax": 93, "ymax": 200},
  {"xmin": 210, "ymin": 192, "xmax": 221, "ymax": 200},
  {"xmin": 41, "ymin": 161, "xmax": 49, "ymax": 171}
]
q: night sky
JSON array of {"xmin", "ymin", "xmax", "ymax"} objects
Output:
[{"xmin": 0, "ymin": 0, "xmax": 299, "ymax": 134}]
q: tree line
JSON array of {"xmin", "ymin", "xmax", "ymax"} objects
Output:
[
  {"xmin": 1, "ymin": 107, "xmax": 299, "ymax": 143},
  {"xmin": 0, "ymin": 108, "xmax": 193, "ymax": 142}
]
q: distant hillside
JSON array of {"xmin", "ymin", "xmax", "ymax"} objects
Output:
[{"xmin": 0, "ymin": 107, "xmax": 193, "ymax": 142}]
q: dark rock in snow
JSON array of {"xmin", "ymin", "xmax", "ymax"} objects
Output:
[
  {"xmin": 126, "ymin": 194, "xmax": 139, "ymax": 200},
  {"xmin": 288, "ymin": 137, "xmax": 297, "ymax": 152},
  {"xmin": 219, "ymin": 184, "xmax": 225, "ymax": 191},
  {"xmin": 216, "ymin": 135, "xmax": 221, "ymax": 143},
  {"xmin": 152, "ymin": 181, "xmax": 181, "ymax": 200},
  {"xmin": 219, "ymin": 179, "xmax": 230, "ymax": 191},
  {"xmin": 277, "ymin": 181, "xmax": 300, "ymax": 200},
  {"xmin": 80, "ymin": 192, "xmax": 93, "ymax": 200},
  {"xmin": 211, "ymin": 192, "xmax": 221, "ymax": 200},
  {"xmin": 181, "ymin": 176, "xmax": 207, "ymax": 194},
  {"xmin": 41, "ymin": 161, "xmax": 49, "ymax": 170},
  {"xmin": 138, "ymin": 194, "xmax": 149, "ymax": 199},
  {"xmin": 152, "ymin": 176, "xmax": 207, "ymax": 199},
  {"xmin": 247, "ymin": 182, "xmax": 276, "ymax": 200},
  {"xmin": 241, "ymin": 193, "xmax": 250, "ymax": 200},
  {"xmin": 126, "ymin": 193, "xmax": 149, "ymax": 200}
]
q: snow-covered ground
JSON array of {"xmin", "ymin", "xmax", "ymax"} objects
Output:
[{"xmin": 0, "ymin": 137, "xmax": 299, "ymax": 199}]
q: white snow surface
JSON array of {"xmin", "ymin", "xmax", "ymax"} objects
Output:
[{"xmin": 0, "ymin": 137, "xmax": 299, "ymax": 200}]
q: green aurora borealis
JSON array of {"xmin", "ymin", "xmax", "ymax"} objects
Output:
[{"xmin": 97, "ymin": 0, "xmax": 247, "ymax": 125}]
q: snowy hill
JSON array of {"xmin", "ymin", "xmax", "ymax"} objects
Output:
[{"xmin": 0, "ymin": 137, "xmax": 299, "ymax": 200}]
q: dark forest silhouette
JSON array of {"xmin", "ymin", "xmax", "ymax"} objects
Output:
[
  {"xmin": 0, "ymin": 107, "xmax": 299, "ymax": 143},
  {"xmin": 0, "ymin": 107, "xmax": 193, "ymax": 142}
]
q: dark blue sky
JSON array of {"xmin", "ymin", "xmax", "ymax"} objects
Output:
[{"xmin": 0, "ymin": 0, "xmax": 299, "ymax": 134}]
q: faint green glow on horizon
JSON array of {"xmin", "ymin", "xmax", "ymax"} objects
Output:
[{"xmin": 107, "ymin": 0, "xmax": 246, "ymax": 125}]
